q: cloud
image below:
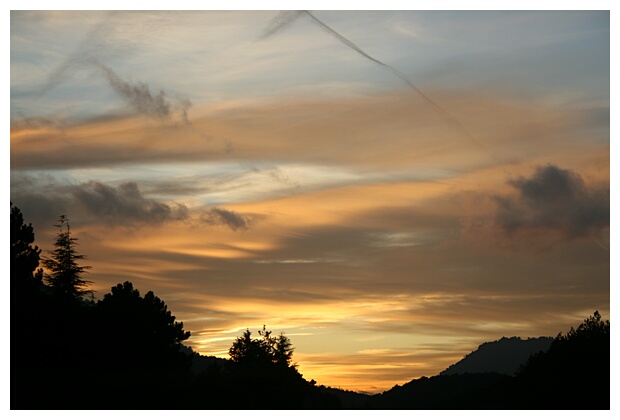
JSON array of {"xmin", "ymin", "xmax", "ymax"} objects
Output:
[
  {"xmin": 201, "ymin": 207, "xmax": 254, "ymax": 231},
  {"xmin": 38, "ymin": 12, "xmax": 115, "ymax": 95},
  {"xmin": 32, "ymin": 12, "xmax": 192, "ymax": 124},
  {"xmin": 494, "ymin": 165, "xmax": 609, "ymax": 239},
  {"xmin": 11, "ymin": 89, "xmax": 605, "ymax": 173},
  {"xmin": 253, "ymin": 258, "xmax": 341, "ymax": 264},
  {"xmin": 12, "ymin": 114, "xmax": 66, "ymax": 132},
  {"xmin": 10, "ymin": 175, "xmax": 72, "ymax": 231},
  {"xmin": 11, "ymin": 175, "xmax": 188, "ymax": 228},
  {"xmin": 73, "ymin": 181, "xmax": 189, "ymax": 224},
  {"xmin": 96, "ymin": 61, "xmax": 192, "ymax": 122}
]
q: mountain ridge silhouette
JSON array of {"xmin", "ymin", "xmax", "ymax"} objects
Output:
[{"xmin": 440, "ymin": 336, "xmax": 554, "ymax": 377}]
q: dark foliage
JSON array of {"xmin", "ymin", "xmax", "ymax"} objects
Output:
[
  {"xmin": 40, "ymin": 215, "xmax": 93, "ymax": 300},
  {"xmin": 10, "ymin": 203, "xmax": 43, "ymax": 291},
  {"xmin": 229, "ymin": 325, "xmax": 295, "ymax": 368},
  {"xmin": 368, "ymin": 373, "xmax": 513, "ymax": 409},
  {"xmin": 211, "ymin": 326, "xmax": 337, "ymax": 409},
  {"xmin": 97, "ymin": 281, "xmax": 191, "ymax": 356},
  {"xmin": 510, "ymin": 311, "xmax": 610, "ymax": 409},
  {"xmin": 91, "ymin": 281, "xmax": 193, "ymax": 407},
  {"xmin": 10, "ymin": 207, "xmax": 337, "ymax": 409}
]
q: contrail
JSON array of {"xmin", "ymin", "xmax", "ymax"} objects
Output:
[
  {"xmin": 258, "ymin": 10, "xmax": 305, "ymax": 40},
  {"xmin": 36, "ymin": 12, "xmax": 193, "ymax": 125},
  {"xmin": 38, "ymin": 12, "xmax": 117, "ymax": 96},
  {"xmin": 260, "ymin": 11, "xmax": 484, "ymax": 150}
]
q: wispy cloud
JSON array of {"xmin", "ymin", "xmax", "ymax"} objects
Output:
[
  {"xmin": 253, "ymin": 258, "xmax": 341, "ymax": 264},
  {"xmin": 32, "ymin": 12, "xmax": 192, "ymax": 124},
  {"xmin": 201, "ymin": 207, "xmax": 255, "ymax": 231},
  {"xmin": 38, "ymin": 12, "xmax": 115, "ymax": 96},
  {"xmin": 95, "ymin": 61, "xmax": 192, "ymax": 122}
]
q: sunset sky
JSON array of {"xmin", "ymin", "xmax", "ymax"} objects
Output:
[{"xmin": 9, "ymin": 5, "xmax": 611, "ymax": 393}]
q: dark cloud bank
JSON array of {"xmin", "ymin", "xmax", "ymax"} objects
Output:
[
  {"xmin": 11, "ymin": 176, "xmax": 252, "ymax": 231},
  {"xmin": 494, "ymin": 165, "xmax": 609, "ymax": 240},
  {"xmin": 73, "ymin": 181, "xmax": 188, "ymax": 224}
]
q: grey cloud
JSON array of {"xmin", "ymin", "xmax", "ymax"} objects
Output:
[
  {"xmin": 96, "ymin": 61, "xmax": 191, "ymax": 122},
  {"xmin": 11, "ymin": 175, "xmax": 188, "ymax": 228},
  {"xmin": 10, "ymin": 174, "xmax": 75, "ymax": 230},
  {"xmin": 39, "ymin": 11, "xmax": 168, "ymax": 96},
  {"xmin": 35, "ymin": 12, "xmax": 192, "ymax": 124},
  {"xmin": 176, "ymin": 96, "xmax": 192, "ymax": 125},
  {"xmin": 201, "ymin": 207, "xmax": 253, "ymax": 231},
  {"xmin": 73, "ymin": 181, "xmax": 188, "ymax": 224},
  {"xmin": 494, "ymin": 165, "xmax": 609, "ymax": 239}
]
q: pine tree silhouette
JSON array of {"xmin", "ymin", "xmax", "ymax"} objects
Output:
[{"xmin": 41, "ymin": 215, "xmax": 93, "ymax": 300}]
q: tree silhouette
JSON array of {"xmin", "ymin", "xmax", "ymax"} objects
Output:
[
  {"xmin": 225, "ymin": 326, "xmax": 318, "ymax": 409},
  {"xmin": 274, "ymin": 331, "xmax": 296, "ymax": 367},
  {"xmin": 229, "ymin": 328, "xmax": 266, "ymax": 364},
  {"xmin": 97, "ymin": 281, "xmax": 191, "ymax": 359},
  {"xmin": 514, "ymin": 310, "xmax": 610, "ymax": 409},
  {"xmin": 10, "ymin": 203, "xmax": 43, "ymax": 289},
  {"xmin": 556, "ymin": 310, "xmax": 609, "ymax": 343},
  {"xmin": 229, "ymin": 325, "xmax": 296, "ymax": 368},
  {"xmin": 41, "ymin": 215, "xmax": 93, "ymax": 300},
  {"xmin": 91, "ymin": 281, "xmax": 192, "ymax": 407}
]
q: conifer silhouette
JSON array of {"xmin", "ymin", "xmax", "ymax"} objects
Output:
[{"xmin": 41, "ymin": 215, "xmax": 93, "ymax": 300}]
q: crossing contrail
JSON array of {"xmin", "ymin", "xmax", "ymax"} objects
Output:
[
  {"xmin": 259, "ymin": 11, "xmax": 484, "ymax": 150},
  {"xmin": 258, "ymin": 10, "xmax": 305, "ymax": 40}
]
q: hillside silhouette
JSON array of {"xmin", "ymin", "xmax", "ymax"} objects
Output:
[
  {"xmin": 440, "ymin": 336, "xmax": 554, "ymax": 376},
  {"xmin": 368, "ymin": 311, "xmax": 609, "ymax": 409},
  {"xmin": 10, "ymin": 203, "xmax": 610, "ymax": 409}
]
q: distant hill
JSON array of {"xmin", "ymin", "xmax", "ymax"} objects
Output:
[{"xmin": 440, "ymin": 336, "xmax": 553, "ymax": 376}]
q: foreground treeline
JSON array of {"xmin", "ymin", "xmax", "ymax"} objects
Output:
[
  {"xmin": 10, "ymin": 204, "xmax": 339, "ymax": 409},
  {"xmin": 10, "ymin": 204, "xmax": 610, "ymax": 409}
]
